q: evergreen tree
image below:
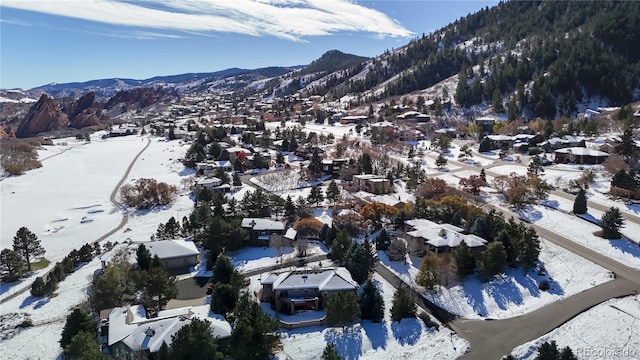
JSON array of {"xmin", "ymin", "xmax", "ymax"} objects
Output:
[
  {"xmin": 359, "ymin": 152, "xmax": 373, "ymax": 174},
  {"xmin": 527, "ymin": 155, "xmax": 545, "ymax": 176},
  {"xmin": 310, "ymin": 147, "xmax": 322, "ymax": 174},
  {"xmin": 572, "ymin": 188, "xmax": 587, "ymax": 214},
  {"xmin": 211, "ymin": 254, "xmax": 235, "ymax": 285},
  {"xmin": 478, "ymin": 137, "xmax": 492, "ymax": 152},
  {"xmin": 0, "ymin": 248, "xmax": 24, "ymax": 282},
  {"xmin": 326, "ymin": 180, "xmax": 340, "ymax": 204},
  {"xmin": 228, "ymin": 293, "xmax": 280, "ymax": 360},
  {"xmin": 375, "ymin": 229, "xmax": 390, "ymax": 250},
  {"xmin": 470, "ymin": 215, "xmax": 492, "ymax": 240},
  {"xmin": 210, "ymin": 283, "xmax": 237, "ymax": 316},
  {"xmin": 416, "ymin": 255, "xmax": 440, "ymax": 290},
  {"xmin": 30, "ymin": 276, "xmax": 46, "ymax": 297},
  {"xmin": 330, "ymin": 229, "xmax": 353, "ymax": 264},
  {"xmin": 140, "ymin": 266, "xmax": 178, "ymax": 314},
  {"xmin": 308, "ymin": 184, "xmax": 325, "ymax": 206},
  {"xmin": 535, "ymin": 341, "xmax": 560, "ymax": 360},
  {"xmin": 599, "ymin": 207, "xmax": 625, "ymax": 239},
  {"xmin": 13, "ymin": 226, "xmax": 45, "ymax": 271},
  {"xmin": 344, "ymin": 240, "xmax": 377, "ymax": 284},
  {"xmin": 435, "ymin": 153, "xmax": 448, "ymax": 169},
  {"xmin": 233, "ymin": 172, "xmax": 242, "ymax": 187},
  {"xmin": 325, "ymin": 291, "xmax": 361, "ymax": 326},
  {"xmin": 284, "ymin": 195, "xmax": 296, "ymax": 222},
  {"xmin": 319, "ymin": 224, "xmax": 330, "ymax": 243},
  {"xmin": 559, "ymin": 346, "xmax": 578, "ymax": 360},
  {"xmin": 63, "ymin": 330, "xmax": 107, "ymax": 360},
  {"xmin": 478, "ymin": 241, "xmax": 507, "ymax": 278},
  {"xmin": 136, "ymin": 244, "xmax": 152, "ymax": 271},
  {"xmin": 453, "ymin": 242, "xmax": 475, "ymax": 278},
  {"xmin": 480, "ymin": 168, "xmax": 487, "ymax": 182},
  {"xmin": 169, "ymin": 319, "xmax": 223, "ymax": 360},
  {"xmin": 359, "ymin": 280, "xmax": 384, "ymax": 323},
  {"xmin": 390, "ymin": 286, "xmax": 416, "ymax": 321},
  {"xmin": 321, "ymin": 343, "xmax": 344, "ymax": 360},
  {"xmin": 60, "ymin": 309, "xmax": 97, "ymax": 350}
]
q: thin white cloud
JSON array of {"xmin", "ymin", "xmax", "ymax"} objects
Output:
[
  {"xmin": 1, "ymin": 0, "xmax": 413, "ymax": 40},
  {"xmin": 0, "ymin": 18, "xmax": 32, "ymax": 26}
]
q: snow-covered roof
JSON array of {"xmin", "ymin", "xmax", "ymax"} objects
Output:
[
  {"xmin": 405, "ymin": 219, "xmax": 487, "ymax": 249},
  {"xmin": 109, "ymin": 305, "xmax": 231, "ymax": 352},
  {"xmin": 241, "ymin": 217, "xmax": 285, "ymax": 231},
  {"xmin": 397, "ymin": 111, "xmax": 429, "ymax": 120},
  {"xmin": 486, "ymin": 134, "xmax": 513, "ymax": 141},
  {"xmin": 284, "ymin": 228, "xmax": 298, "ymax": 240},
  {"xmin": 263, "ymin": 268, "xmax": 358, "ymax": 292},
  {"xmin": 555, "ymin": 147, "xmax": 609, "ymax": 157},
  {"xmin": 195, "ymin": 177, "xmax": 221, "ymax": 186},
  {"xmin": 146, "ymin": 240, "xmax": 199, "ymax": 260}
]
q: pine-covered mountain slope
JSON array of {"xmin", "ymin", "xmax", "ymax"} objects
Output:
[{"xmin": 298, "ymin": 1, "xmax": 640, "ymax": 119}]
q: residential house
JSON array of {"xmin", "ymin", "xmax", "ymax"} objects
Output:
[
  {"xmin": 108, "ymin": 304, "xmax": 231, "ymax": 359},
  {"xmin": 397, "ymin": 111, "xmax": 430, "ymax": 123},
  {"xmin": 193, "ymin": 177, "xmax": 222, "ymax": 191},
  {"xmin": 398, "ymin": 128, "xmax": 426, "ymax": 142},
  {"xmin": 195, "ymin": 162, "xmax": 217, "ymax": 177},
  {"xmin": 404, "ymin": 219, "xmax": 487, "ymax": 256},
  {"xmin": 352, "ymin": 174, "xmax": 392, "ymax": 194},
  {"xmin": 242, "ymin": 218, "xmax": 286, "ymax": 246},
  {"xmin": 554, "ymin": 147, "xmax": 609, "ymax": 165},
  {"xmin": 261, "ymin": 267, "xmax": 358, "ymax": 315},
  {"xmin": 321, "ymin": 158, "xmax": 348, "ymax": 178},
  {"xmin": 145, "ymin": 239, "xmax": 200, "ymax": 270},
  {"xmin": 340, "ymin": 115, "xmax": 368, "ymax": 125}
]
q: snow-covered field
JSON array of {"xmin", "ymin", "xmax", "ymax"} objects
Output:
[
  {"xmin": 269, "ymin": 273, "xmax": 469, "ymax": 360},
  {"xmin": 510, "ymin": 295, "xmax": 640, "ymax": 360},
  {"xmin": 0, "ymin": 133, "xmax": 194, "ymax": 359},
  {"xmin": 380, "ymin": 238, "xmax": 612, "ymax": 320},
  {"xmin": 518, "ymin": 202, "xmax": 640, "ymax": 271}
]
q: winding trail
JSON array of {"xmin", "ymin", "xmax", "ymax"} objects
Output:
[{"xmin": 0, "ymin": 138, "xmax": 151, "ymax": 304}]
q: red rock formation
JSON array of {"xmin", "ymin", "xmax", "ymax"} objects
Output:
[{"xmin": 16, "ymin": 94, "xmax": 68, "ymax": 138}]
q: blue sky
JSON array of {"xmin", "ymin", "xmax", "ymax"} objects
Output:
[{"xmin": 1, "ymin": 1, "xmax": 498, "ymax": 89}]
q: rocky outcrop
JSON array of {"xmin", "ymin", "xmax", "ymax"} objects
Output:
[
  {"xmin": 63, "ymin": 92, "xmax": 106, "ymax": 129},
  {"xmin": 105, "ymin": 87, "xmax": 178, "ymax": 111},
  {"xmin": 16, "ymin": 95, "xmax": 68, "ymax": 138}
]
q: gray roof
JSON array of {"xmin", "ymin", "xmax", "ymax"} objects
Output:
[
  {"xmin": 241, "ymin": 218, "xmax": 285, "ymax": 231},
  {"xmin": 146, "ymin": 240, "xmax": 199, "ymax": 260},
  {"xmin": 263, "ymin": 268, "xmax": 358, "ymax": 292}
]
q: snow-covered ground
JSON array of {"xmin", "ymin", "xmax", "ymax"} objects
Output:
[
  {"xmin": 263, "ymin": 273, "xmax": 469, "ymax": 360},
  {"xmin": 518, "ymin": 201, "xmax": 640, "ymax": 271},
  {"xmin": 379, "ymin": 238, "xmax": 612, "ymax": 320},
  {"xmin": 510, "ymin": 295, "xmax": 640, "ymax": 360},
  {"xmin": 228, "ymin": 241, "xmax": 329, "ymax": 274},
  {"xmin": 0, "ymin": 134, "xmax": 194, "ymax": 359}
]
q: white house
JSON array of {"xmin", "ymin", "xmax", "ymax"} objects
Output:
[{"xmin": 108, "ymin": 305, "xmax": 231, "ymax": 359}]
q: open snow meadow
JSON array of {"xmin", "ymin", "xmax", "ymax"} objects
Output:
[
  {"xmin": 0, "ymin": 132, "xmax": 192, "ymax": 359},
  {"xmin": 510, "ymin": 294, "xmax": 640, "ymax": 360}
]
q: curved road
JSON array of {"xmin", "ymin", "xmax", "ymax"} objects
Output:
[
  {"xmin": 0, "ymin": 138, "xmax": 151, "ymax": 304},
  {"xmin": 391, "ymin": 147, "xmax": 640, "ymax": 359}
]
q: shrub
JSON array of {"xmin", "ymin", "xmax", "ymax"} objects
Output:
[
  {"xmin": 538, "ymin": 280, "xmax": 550, "ymax": 291},
  {"xmin": 119, "ymin": 178, "xmax": 178, "ymax": 209},
  {"xmin": 417, "ymin": 311, "xmax": 439, "ymax": 330},
  {"xmin": 4, "ymin": 163, "xmax": 24, "ymax": 175}
]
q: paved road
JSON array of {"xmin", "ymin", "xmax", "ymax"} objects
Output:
[
  {"xmin": 0, "ymin": 138, "xmax": 151, "ymax": 305},
  {"xmin": 453, "ymin": 277, "xmax": 636, "ymax": 360},
  {"xmin": 387, "ymin": 147, "xmax": 640, "ymax": 358}
]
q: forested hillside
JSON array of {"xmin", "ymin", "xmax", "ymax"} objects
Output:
[{"xmin": 316, "ymin": 1, "xmax": 640, "ymax": 119}]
